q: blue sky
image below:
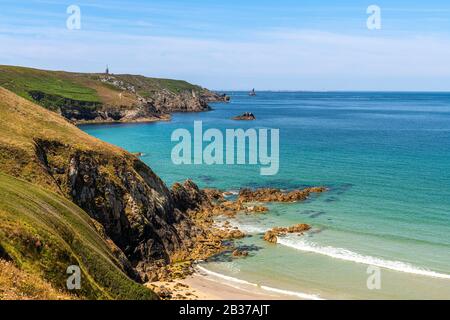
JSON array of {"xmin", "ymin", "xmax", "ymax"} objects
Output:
[{"xmin": 1, "ymin": 0, "xmax": 450, "ymax": 90}]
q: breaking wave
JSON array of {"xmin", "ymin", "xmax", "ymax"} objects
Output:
[
  {"xmin": 277, "ymin": 237, "xmax": 450, "ymax": 280},
  {"xmin": 196, "ymin": 265, "xmax": 323, "ymax": 300}
]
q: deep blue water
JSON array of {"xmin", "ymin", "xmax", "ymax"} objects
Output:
[{"xmin": 81, "ymin": 92, "xmax": 450, "ymax": 299}]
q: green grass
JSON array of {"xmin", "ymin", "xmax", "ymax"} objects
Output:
[
  {"xmin": 0, "ymin": 65, "xmax": 100, "ymax": 105},
  {"xmin": 111, "ymin": 74, "xmax": 203, "ymax": 98},
  {"xmin": 0, "ymin": 65, "xmax": 206, "ymax": 108},
  {"xmin": 0, "ymin": 87, "xmax": 158, "ymax": 299},
  {"xmin": 0, "ymin": 259, "xmax": 75, "ymax": 300},
  {"xmin": 0, "ymin": 173, "xmax": 157, "ymax": 300}
]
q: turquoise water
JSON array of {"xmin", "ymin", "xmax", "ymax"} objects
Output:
[{"xmin": 81, "ymin": 92, "xmax": 450, "ymax": 299}]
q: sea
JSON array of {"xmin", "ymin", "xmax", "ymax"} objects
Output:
[{"xmin": 80, "ymin": 92, "xmax": 450, "ymax": 299}]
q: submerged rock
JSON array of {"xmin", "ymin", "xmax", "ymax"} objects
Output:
[
  {"xmin": 232, "ymin": 249, "xmax": 249, "ymax": 257},
  {"xmin": 232, "ymin": 112, "xmax": 256, "ymax": 121},
  {"xmin": 239, "ymin": 186, "xmax": 327, "ymax": 203}
]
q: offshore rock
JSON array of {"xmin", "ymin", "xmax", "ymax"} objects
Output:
[{"xmin": 239, "ymin": 187, "xmax": 327, "ymax": 203}]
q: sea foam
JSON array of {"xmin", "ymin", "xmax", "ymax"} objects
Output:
[
  {"xmin": 277, "ymin": 236, "xmax": 450, "ymax": 280},
  {"xmin": 197, "ymin": 265, "xmax": 323, "ymax": 300}
]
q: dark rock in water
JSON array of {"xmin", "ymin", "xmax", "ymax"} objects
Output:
[
  {"xmin": 232, "ymin": 249, "xmax": 249, "ymax": 258},
  {"xmin": 238, "ymin": 186, "xmax": 327, "ymax": 203},
  {"xmin": 309, "ymin": 211, "xmax": 326, "ymax": 218},
  {"xmin": 333, "ymin": 183, "xmax": 354, "ymax": 195},
  {"xmin": 216, "ymin": 93, "xmax": 231, "ymax": 102},
  {"xmin": 232, "ymin": 112, "xmax": 256, "ymax": 121},
  {"xmin": 198, "ymin": 175, "xmax": 215, "ymax": 183},
  {"xmin": 300, "ymin": 210, "xmax": 326, "ymax": 218},
  {"xmin": 325, "ymin": 197, "xmax": 339, "ymax": 203}
]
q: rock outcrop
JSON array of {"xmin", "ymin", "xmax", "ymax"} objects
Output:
[
  {"xmin": 263, "ymin": 231, "xmax": 278, "ymax": 244},
  {"xmin": 232, "ymin": 249, "xmax": 249, "ymax": 258},
  {"xmin": 201, "ymin": 91, "xmax": 230, "ymax": 103},
  {"xmin": 0, "ymin": 86, "xmax": 328, "ymax": 298},
  {"xmin": 232, "ymin": 112, "xmax": 256, "ymax": 121},
  {"xmin": 263, "ymin": 224, "xmax": 312, "ymax": 244},
  {"xmin": 0, "ymin": 88, "xmax": 219, "ymax": 284},
  {"xmin": 34, "ymin": 140, "xmax": 196, "ymax": 271},
  {"xmin": 238, "ymin": 187, "xmax": 327, "ymax": 203},
  {"xmin": 0, "ymin": 66, "xmax": 230, "ymax": 124},
  {"xmin": 64, "ymin": 85, "xmax": 223, "ymax": 124}
]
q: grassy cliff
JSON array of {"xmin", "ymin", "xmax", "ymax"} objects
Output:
[
  {"xmin": 0, "ymin": 173, "xmax": 156, "ymax": 300},
  {"xmin": 0, "ymin": 65, "xmax": 218, "ymax": 123},
  {"xmin": 0, "ymin": 87, "xmax": 197, "ymax": 299},
  {"xmin": 0, "ymin": 84, "xmax": 196, "ymax": 299},
  {"xmin": 0, "ymin": 65, "xmax": 101, "ymax": 105}
]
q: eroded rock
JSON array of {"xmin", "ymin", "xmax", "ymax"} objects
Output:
[
  {"xmin": 232, "ymin": 249, "xmax": 249, "ymax": 257},
  {"xmin": 232, "ymin": 112, "xmax": 256, "ymax": 121},
  {"xmin": 263, "ymin": 224, "xmax": 311, "ymax": 244},
  {"xmin": 239, "ymin": 187, "xmax": 327, "ymax": 203}
]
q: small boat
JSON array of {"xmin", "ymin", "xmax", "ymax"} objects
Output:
[{"xmin": 249, "ymin": 88, "xmax": 256, "ymax": 96}]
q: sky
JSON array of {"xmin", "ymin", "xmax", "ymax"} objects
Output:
[{"xmin": 1, "ymin": 0, "xmax": 450, "ymax": 91}]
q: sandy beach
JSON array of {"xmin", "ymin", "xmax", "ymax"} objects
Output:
[{"xmin": 147, "ymin": 269, "xmax": 306, "ymax": 300}]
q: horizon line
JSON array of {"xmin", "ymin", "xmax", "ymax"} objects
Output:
[
  {"xmin": 212, "ymin": 90, "xmax": 450, "ymax": 93},
  {"xmin": 2, "ymin": 64, "xmax": 450, "ymax": 93}
]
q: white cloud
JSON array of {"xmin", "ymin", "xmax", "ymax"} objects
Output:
[{"xmin": 1, "ymin": 27, "xmax": 450, "ymax": 90}]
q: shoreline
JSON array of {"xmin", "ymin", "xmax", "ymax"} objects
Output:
[
  {"xmin": 148, "ymin": 273, "xmax": 299, "ymax": 300},
  {"xmin": 74, "ymin": 115, "xmax": 172, "ymax": 126},
  {"xmin": 147, "ymin": 265, "xmax": 322, "ymax": 300}
]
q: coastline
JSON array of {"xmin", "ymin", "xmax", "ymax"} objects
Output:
[
  {"xmin": 147, "ymin": 263, "xmax": 325, "ymax": 300},
  {"xmin": 148, "ymin": 270, "xmax": 308, "ymax": 300},
  {"xmin": 76, "ymin": 92, "xmax": 450, "ymax": 300},
  {"xmin": 74, "ymin": 114, "xmax": 172, "ymax": 125}
]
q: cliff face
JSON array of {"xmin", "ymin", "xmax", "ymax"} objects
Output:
[
  {"xmin": 0, "ymin": 65, "xmax": 229, "ymax": 124},
  {"xmin": 0, "ymin": 173, "xmax": 157, "ymax": 300},
  {"xmin": 0, "ymin": 87, "xmax": 204, "ymax": 284},
  {"xmin": 35, "ymin": 140, "xmax": 191, "ymax": 265}
]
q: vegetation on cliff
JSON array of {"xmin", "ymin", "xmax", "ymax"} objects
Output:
[
  {"xmin": 0, "ymin": 173, "xmax": 156, "ymax": 300},
  {"xmin": 0, "ymin": 65, "xmax": 227, "ymax": 123},
  {"xmin": 0, "ymin": 86, "xmax": 194, "ymax": 298},
  {"xmin": 0, "ymin": 259, "xmax": 74, "ymax": 300},
  {"xmin": 0, "ymin": 83, "xmax": 322, "ymax": 300}
]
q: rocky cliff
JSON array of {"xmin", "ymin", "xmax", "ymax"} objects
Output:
[
  {"xmin": 0, "ymin": 87, "xmax": 208, "ymax": 289},
  {"xmin": 0, "ymin": 65, "xmax": 229, "ymax": 124}
]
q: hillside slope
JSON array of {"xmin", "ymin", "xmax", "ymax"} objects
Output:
[
  {"xmin": 0, "ymin": 173, "xmax": 156, "ymax": 300},
  {"xmin": 0, "ymin": 259, "xmax": 74, "ymax": 300},
  {"xmin": 0, "ymin": 65, "xmax": 228, "ymax": 123},
  {"xmin": 0, "ymin": 86, "xmax": 203, "ymax": 288}
]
